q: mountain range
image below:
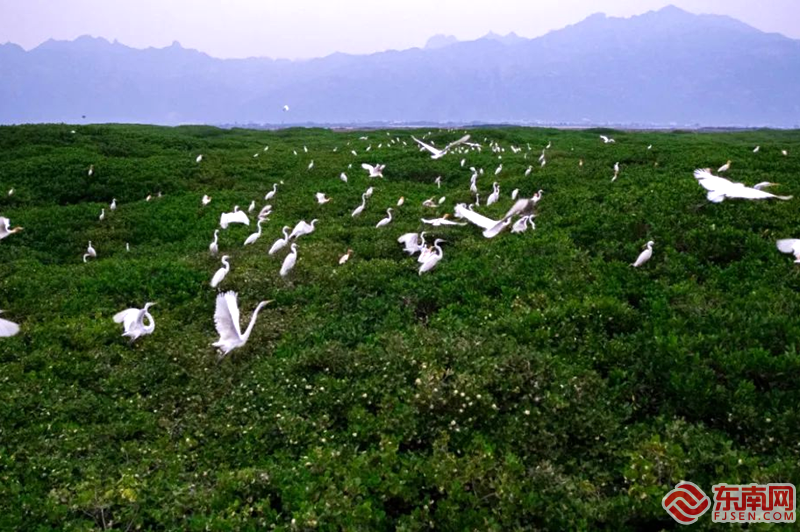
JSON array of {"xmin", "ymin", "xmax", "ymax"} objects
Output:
[{"xmin": 1, "ymin": 5, "xmax": 799, "ymax": 127}]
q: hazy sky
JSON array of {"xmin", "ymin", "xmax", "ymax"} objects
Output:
[{"xmin": 1, "ymin": 0, "xmax": 798, "ymax": 59}]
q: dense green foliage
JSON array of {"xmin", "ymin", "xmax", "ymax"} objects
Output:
[{"xmin": 2, "ymin": 124, "xmax": 800, "ymax": 530}]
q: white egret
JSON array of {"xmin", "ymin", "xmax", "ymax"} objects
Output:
[
  {"xmin": 351, "ymin": 194, "xmax": 368, "ymax": 217},
  {"xmin": 308, "ymin": 160, "xmax": 315, "ymax": 171},
  {"xmin": 315, "ymin": 193, "xmax": 331, "ymax": 204},
  {"xmin": 0, "ymin": 311, "xmax": 20, "ymax": 337},
  {"xmin": 753, "ymin": 182, "xmax": 779, "ymax": 190},
  {"xmin": 243, "ymin": 219, "xmax": 265, "ymax": 246},
  {"xmin": 87, "ymin": 241, "xmax": 97, "ymax": 258},
  {"xmin": 693, "ymin": 169, "xmax": 792, "ymax": 203},
  {"xmin": 202, "ymin": 194, "xmax": 212, "ymax": 206},
  {"xmin": 220, "ymin": 206, "xmax": 250, "ymax": 229},
  {"xmin": 525, "ymin": 166, "xmax": 533, "ymax": 177},
  {"xmin": 248, "ymin": 200, "xmax": 256, "ymax": 213},
  {"xmin": 88, "ymin": 164, "xmax": 94, "ymax": 176},
  {"xmin": 421, "ymin": 214, "xmax": 466, "ymax": 227},
  {"xmin": 718, "ymin": 160, "xmax": 732, "ymax": 173},
  {"xmin": 435, "ymin": 176, "xmax": 442, "ymax": 188},
  {"xmin": 419, "ymin": 240, "xmax": 446, "ymax": 275},
  {"xmin": 196, "ymin": 154, "xmax": 203, "ymax": 163},
  {"xmin": 375, "ymin": 208, "xmax": 393, "ymax": 228},
  {"xmin": 486, "ymin": 182, "xmax": 500, "ymax": 206},
  {"xmin": 289, "ymin": 219, "xmax": 318, "ymax": 240},
  {"xmin": 113, "ymin": 303, "xmax": 156, "ymax": 343},
  {"xmin": 340, "ymin": 172, "xmax": 348, "ymax": 183},
  {"xmin": 339, "ymin": 249, "xmax": 353, "ymax": 265},
  {"xmin": 600, "ymin": 135, "xmax": 616, "ymax": 144},
  {"xmin": 362, "ymin": 163, "xmax": 385, "ymax": 178},
  {"xmin": 211, "ymin": 255, "xmax": 231, "ymax": 288},
  {"xmin": 7, "ymin": 189, "xmax": 13, "ymax": 196},
  {"xmin": 511, "ymin": 189, "xmax": 519, "ymax": 200},
  {"xmin": 280, "ymin": 244, "xmax": 298, "ymax": 277},
  {"xmin": 264, "ymin": 184, "xmax": 278, "ymax": 201},
  {"xmin": 397, "ymin": 197, "xmax": 405, "ymax": 207},
  {"xmin": 364, "ymin": 187, "xmax": 374, "ymax": 199},
  {"xmin": 753, "ymin": 146, "xmax": 761, "ymax": 153},
  {"xmin": 0, "ymin": 217, "xmax": 23, "ymax": 241},
  {"xmin": 268, "ymin": 226, "xmax": 291, "ymax": 255},
  {"xmin": 213, "ymin": 291, "xmax": 272, "ymax": 357},
  {"xmin": 777, "ymin": 239, "xmax": 800, "ymax": 263},
  {"xmin": 411, "ymin": 134, "xmax": 471, "ymax": 159},
  {"xmin": 258, "ymin": 205, "xmax": 272, "ymax": 219},
  {"xmin": 398, "ymin": 232, "xmax": 425, "ymax": 255},
  {"xmin": 612, "ymin": 162, "xmax": 620, "ymax": 182},
  {"xmin": 631, "ymin": 241, "xmax": 654, "ymax": 268},
  {"xmin": 283, "ymin": 104, "xmax": 290, "ymax": 112},
  {"xmin": 495, "ymin": 164, "xmax": 503, "ymax": 176},
  {"xmin": 422, "ymin": 197, "xmax": 438, "ymax": 208},
  {"xmin": 99, "ymin": 208, "xmax": 105, "ymax": 221},
  {"xmin": 110, "ymin": 198, "xmax": 117, "ymax": 211},
  {"xmin": 511, "ymin": 215, "xmax": 536, "ymax": 234},
  {"xmin": 782, "ymin": 150, "xmax": 788, "ymax": 157},
  {"xmin": 209, "ymin": 230, "xmax": 219, "ymax": 256}
]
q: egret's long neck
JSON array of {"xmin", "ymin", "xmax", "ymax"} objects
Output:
[
  {"xmin": 142, "ymin": 312, "xmax": 155, "ymax": 333},
  {"xmin": 222, "ymin": 258, "xmax": 230, "ymax": 270},
  {"xmin": 242, "ymin": 302, "xmax": 267, "ymax": 340}
]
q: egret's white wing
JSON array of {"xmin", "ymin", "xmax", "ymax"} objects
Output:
[
  {"xmin": 214, "ymin": 291, "xmax": 242, "ymax": 342},
  {"xmin": 777, "ymin": 239, "xmax": 800, "ymax": 254},
  {"xmin": 0, "ymin": 316, "xmax": 20, "ymax": 337},
  {"xmin": 113, "ymin": 308, "xmax": 138, "ymax": 324},
  {"xmin": 411, "ymin": 136, "xmax": 440, "ymax": 155},
  {"xmin": 228, "ymin": 211, "xmax": 250, "ymax": 226},
  {"xmin": 397, "ymin": 233, "xmax": 419, "ymax": 245},
  {"xmin": 500, "ymin": 199, "xmax": 534, "ymax": 222},
  {"xmin": 454, "ymin": 204, "xmax": 498, "ymax": 230},
  {"xmin": 361, "ymin": 163, "xmax": 375, "ymax": 172},
  {"xmin": 443, "ymin": 135, "xmax": 471, "ymax": 153},
  {"xmin": 0, "ymin": 217, "xmax": 10, "ymax": 232}
]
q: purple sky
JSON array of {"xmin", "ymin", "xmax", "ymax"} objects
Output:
[{"xmin": 1, "ymin": 0, "xmax": 798, "ymax": 59}]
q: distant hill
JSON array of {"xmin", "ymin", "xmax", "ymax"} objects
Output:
[{"xmin": 1, "ymin": 5, "xmax": 799, "ymax": 126}]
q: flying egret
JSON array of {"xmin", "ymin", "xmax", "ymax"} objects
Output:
[
  {"xmin": 693, "ymin": 169, "xmax": 793, "ymax": 203},
  {"xmin": 280, "ymin": 243, "xmax": 298, "ymax": 277},
  {"xmin": 419, "ymin": 239, "xmax": 446, "ymax": 275},
  {"xmin": 213, "ymin": 291, "xmax": 272, "ymax": 357},
  {"xmin": 777, "ymin": 239, "xmax": 800, "ymax": 263},
  {"xmin": 351, "ymin": 194, "xmax": 368, "ymax": 217},
  {"xmin": 411, "ymin": 134, "xmax": 471, "ymax": 160},
  {"xmin": 283, "ymin": 104, "xmax": 290, "ymax": 112},
  {"xmin": 398, "ymin": 232, "xmax": 426, "ymax": 255},
  {"xmin": 421, "ymin": 214, "xmax": 466, "ymax": 227},
  {"xmin": 209, "ymin": 230, "xmax": 219, "ymax": 256},
  {"xmin": 753, "ymin": 182, "xmax": 779, "ymax": 190},
  {"xmin": 339, "ymin": 249, "xmax": 353, "ymax": 265},
  {"xmin": 211, "ymin": 255, "xmax": 231, "ymax": 288},
  {"xmin": 376, "ymin": 208, "xmax": 393, "ymax": 228},
  {"xmin": 289, "ymin": 219, "xmax": 318, "ymax": 240},
  {"xmin": 113, "ymin": 303, "xmax": 156, "ymax": 343},
  {"xmin": 0, "ymin": 311, "xmax": 20, "ymax": 337},
  {"xmin": 268, "ymin": 226, "xmax": 291, "ymax": 255},
  {"xmin": 220, "ymin": 206, "xmax": 250, "ymax": 229},
  {"xmin": 600, "ymin": 135, "xmax": 616, "ymax": 144},
  {"xmin": 0, "ymin": 217, "xmax": 23, "ymax": 241},
  {"xmin": 243, "ymin": 219, "xmax": 265, "ymax": 246},
  {"xmin": 631, "ymin": 241, "xmax": 654, "ymax": 267},
  {"xmin": 362, "ymin": 164, "xmax": 385, "ymax": 178},
  {"xmin": 315, "ymin": 193, "xmax": 331, "ymax": 204},
  {"xmin": 264, "ymin": 184, "xmax": 278, "ymax": 201},
  {"xmin": 110, "ymin": 198, "xmax": 117, "ymax": 211},
  {"xmin": 718, "ymin": 160, "xmax": 732, "ymax": 173}
]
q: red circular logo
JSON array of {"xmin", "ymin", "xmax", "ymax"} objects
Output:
[{"xmin": 662, "ymin": 481, "xmax": 711, "ymax": 525}]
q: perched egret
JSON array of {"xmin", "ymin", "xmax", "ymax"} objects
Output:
[
  {"xmin": 99, "ymin": 208, "xmax": 105, "ymax": 221},
  {"xmin": 220, "ymin": 206, "xmax": 250, "ymax": 229},
  {"xmin": 753, "ymin": 146, "xmax": 761, "ymax": 153},
  {"xmin": 211, "ymin": 255, "xmax": 231, "ymax": 288},
  {"xmin": 196, "ymin": 154, "xmax": 203, "ymax": 163},
  {"xmin": 248, "ymin": 200, "xmax": 256, "ymax": 213},
  {"xmin": 495, "ymin": 164, "xmax": 503, "ymax": 176},
  {"xmin": 209, "ymin": 230, "xmax": 219, "ymax": 256},
  {"xmin": 315, "ymin": 193, "xmax": 331, "ymax": 204},
  {"xmin": 631, "ymin": 241, "xmax": 654, "ymax": 268},
  {"xmin": 486, "ymin": 182, "xmax": 500, "ymax": 206},
  {"xmin": 397, "ymin": 197, "xmax": 405, "ymax": 207},
  {"xmin": 308, "ymin": 160, "xmax": 315, "ymax": 171},
  {"xmin": 339, "ymin": 249, "xmax": 353, "ymax": 265},
  {"xmin": 88, "ymin": 164, "xmax": 94, "ymax": 176},
  {"xmin": 113, "ymin": 303, "xmax": 156, "ymax": 343},
  {"xmin": 243, "ymin": 219, "xmax": 265, "ymax": 246},
  {"xmin": 364, "ymin": 187, "xmax": 374, "ymax": 199},
  {"xmin": 280, "ymin": 243, "xmax": 298, "ymax": 277},
  {"xmin": 268, "ymin": 226, "xmax": 291, "ymax": 255},
  {"xmin": 782, "ymin": 150, "xmax": 788, "ymax": 157},
  {"xmin": 525, "ymin": 166, "xmax": 533, "ymax": 177},
  {"xmin": 718, "ymin": 160, "xmax": 732, "ymax": 173},
  {"xmin": 0, "ymin": 311, "xmax": 20, "ymax": 337},
  {"xmin": 264, "ymin": 184, "xmax": 278, "ymax": 201},
  {"xmin": 212, "ymin": 291, "xmax": 272, "ymax": 357},
  {"xmin": 289, "ymin": 219, "xmax": 318, "ymax": 240},
  {"xmin": 7, "ymin": 188, "xmax": 13, "ymax": 196},
  {"xmin": 435, "ymin": 176, "xmax": 442, "ymax": 188},
  {"xmin": 511, "ymin": 189, "xmax": 519, "ymax": 200},
  {"xmin": 340, "ymin": 172, "xmax": 348, "ymax": 183},
  {"xmin": 511, "ymin": 215, "xmax": 536, "ymax": 234},
  {"xmin": 0, "ymin": 217, "xmax": 23, "ymax": 241},
  {"xmin": 612, "ymin": 162, "xmax": 620, "ymax": 182},
  {"xmin": 419, "ymin": 240, "xmax": 446, "ymax": 274},
  {"xmin": 351, "ymin": 194, "xmax": 368, "ymax": 218},
  {"xmin": 376, "ymin": 208, "xmax": 393, "ymax": 228},
  {"xmin": 86, "ymin": 241, "xmax": 97, "ymax": 258},
  {"xmin": 777, "ymin": 239, "xmax": 800, "ymax": 263},
  {"xmin": 110, "ymin": 198, "xmax": 117, "ymax": 211}
]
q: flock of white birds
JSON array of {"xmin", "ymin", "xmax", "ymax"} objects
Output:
[{"xmin": 0, "ymin": 130, "xmax": 795, "ymax": 360}]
